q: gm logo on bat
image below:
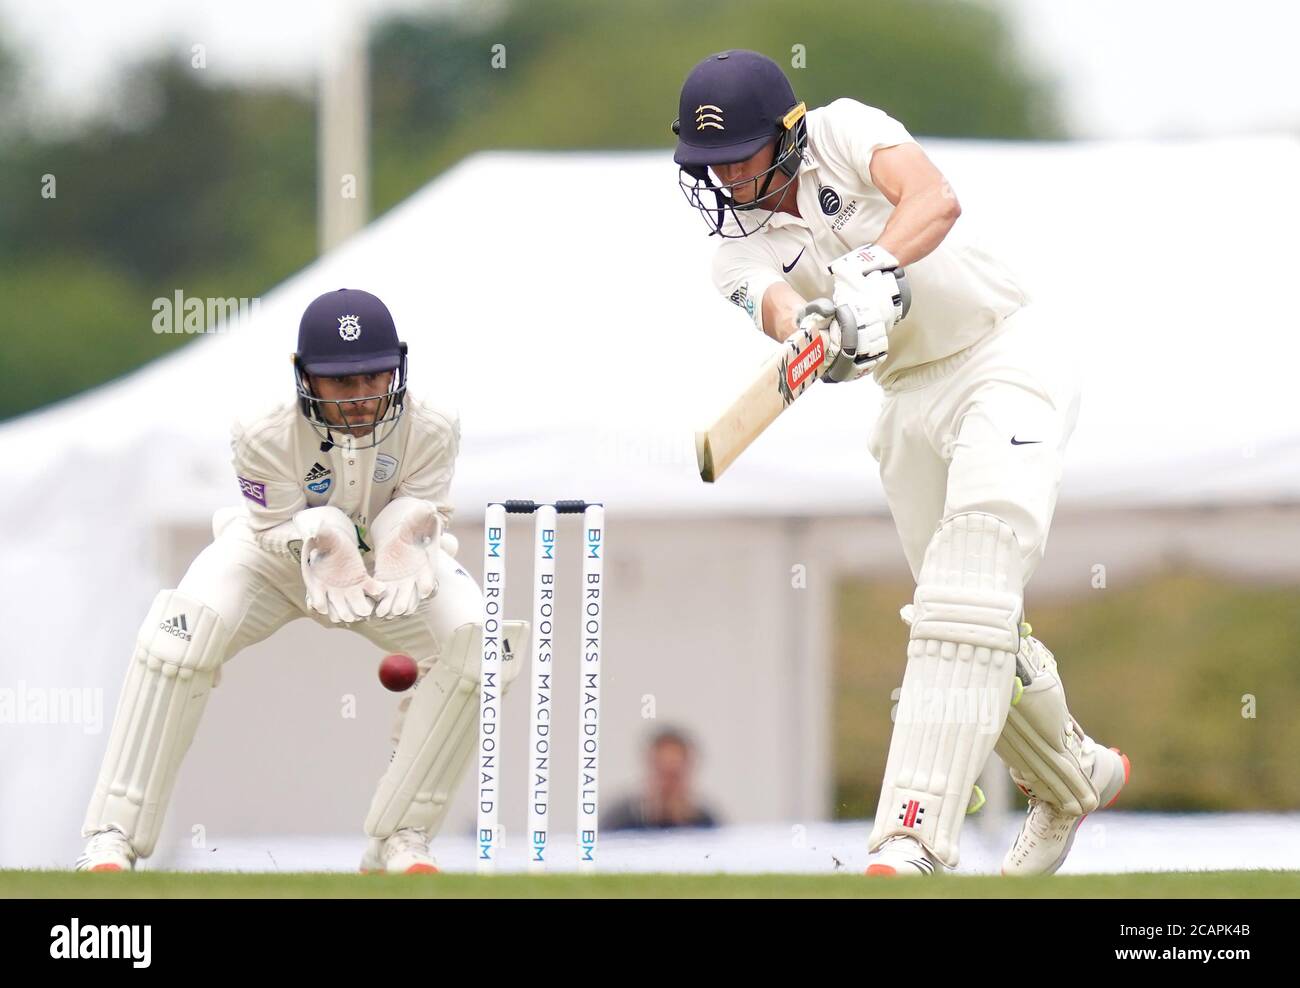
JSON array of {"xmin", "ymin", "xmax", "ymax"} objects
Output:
[{"xmin": 785, "ymin": 334, "xmax": 826, "ymax": 396}]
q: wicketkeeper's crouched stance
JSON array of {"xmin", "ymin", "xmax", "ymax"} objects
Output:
[
  {"xmin": 673, "ymin": 51, "xmax": 1129, "ymax": 876},
  {"xmin": 77, "ymin": 289, "xmax": 525, "ymax": 874}
]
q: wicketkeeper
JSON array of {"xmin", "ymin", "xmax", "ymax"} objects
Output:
[
  {"xmin": 671, "ymin": 50, "xmax": 1129, "ymax": 875},
  {"xmin": 77, "ymin": 288, "xmax": 524, "ymax": 874}
]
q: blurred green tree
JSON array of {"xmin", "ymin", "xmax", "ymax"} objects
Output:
[{"xmin": 0, "ymin": 57, "xmax": 315, "ymax": 418}]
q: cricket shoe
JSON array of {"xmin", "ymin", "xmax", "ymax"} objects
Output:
[
  {"xmin": 1002, "ymin": 746, "xmax": 1131, "ymax": 876},
  {"xmin": 359, "ymin": 827, "xmax": 438, "ymax": 875},
  {"xmin": 865, "ymin": 834, "xmax": 943, "ymax": 877},
  {"xmin": 75, "ymin": 828, "xmax": 137, "ymax": 872}
]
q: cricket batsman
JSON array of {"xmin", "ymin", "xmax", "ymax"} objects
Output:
[
  {"xmin": 76, "ymin": 288, "xmax": 523, "ymax": 874},
  {"xmin": 672, "ymin": 50, "xmax": 1129, "ymax": 875}
]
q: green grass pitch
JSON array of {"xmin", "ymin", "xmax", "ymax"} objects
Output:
[{"xmin": 2, "ymin": 870, "xmax": 1297, "ymax": 899}]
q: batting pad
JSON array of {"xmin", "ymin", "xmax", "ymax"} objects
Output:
[
  {"xmin": 82, "ymin": 589, "xmax": 228, "ymax": 857},
  {"xmin": 366, "ymin": 619, "xmax": 528, "ymax": 838},
  {"xmin": 995, "ymin": 635, "xmax": 1102, "ymax": 815},
  {"xmin": 869, "ymin": 512, "xmax": 1023, "ymax": 869}
]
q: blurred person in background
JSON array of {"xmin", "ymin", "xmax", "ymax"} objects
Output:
[
  {"xmin": 76, "ymin": 288, "xmax": 523, "ymax": 875},
  {"xmin": 604, "ymin": 727, "xmax": 719, "ymax": 831},
  {"xmin": 671, "ymin": 50, "xmax": 1128, "ymax": 877}
]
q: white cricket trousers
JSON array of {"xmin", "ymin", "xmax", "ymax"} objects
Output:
[{"xmin": 868, "ymin": 303, "xmax": 1082, "ymax": 583}]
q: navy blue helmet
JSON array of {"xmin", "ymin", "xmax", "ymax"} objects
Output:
[
  {"xmin": 293, "ymin": 288, "xmax": 408, "ymax": 448},
  {"xmin": 672, "ymin": 50, "xmax": 807, "ymax": 238}
]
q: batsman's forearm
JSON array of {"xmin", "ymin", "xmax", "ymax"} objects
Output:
[
  {"xmin": 761, "ymin": 280, "xmax": 810, "ymax": 343},
  {"xmin": 875, "ymin": 188, "xmax": 961, "ymax": 266}
]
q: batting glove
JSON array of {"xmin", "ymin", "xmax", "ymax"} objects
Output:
[{"xmin": 828, "ymin": 243, "xmax": 911, "ymax": 368}]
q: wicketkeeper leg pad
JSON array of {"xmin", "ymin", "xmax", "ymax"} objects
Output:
[
  {"xmin": 365, "ymin": 619, "xmax": 528, "ymax": 838},
  {"xmin": 82, "ymin": 590, "xmax": 228, "ymax": 857},
  {"xmin": 868, "ymin": 512, "xmax": 1023, "ymax": 869}
]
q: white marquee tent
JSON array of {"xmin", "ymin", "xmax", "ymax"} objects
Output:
[{"xmin": 3, "ymin": 137, "xmax": 1298, "ymax": 869}]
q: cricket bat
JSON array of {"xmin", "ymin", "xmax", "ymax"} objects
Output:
[{"xmin": 695, "ymin": 323, "xmax": 828, "ymax": 483}]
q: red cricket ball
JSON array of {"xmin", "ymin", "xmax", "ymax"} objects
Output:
[{"xmin": 378, "ymin": 653, "xmax": 418, "ymax": 692}]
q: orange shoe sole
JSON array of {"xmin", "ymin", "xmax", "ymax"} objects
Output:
[
  {"xmin": 1102, "ymin": 747, "xmax": 1131, "ymax": 810},
  {"xmin": 358, "ymin": 865, "xmax": 439, "ymax": 875}
]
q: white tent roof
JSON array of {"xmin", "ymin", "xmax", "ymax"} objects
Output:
[{"xmin": 4, "ymin": 137, "xmax": 1300, "ymax": 520}]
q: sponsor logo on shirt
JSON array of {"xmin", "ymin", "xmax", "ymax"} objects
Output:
[
  {"xmin": 729, "ymin": 282, "xmax": 755, "ymax": 318},
  {"xmin": 237, "ymin": 476, "xmax": 267, "ymax": 506},
  {"xmin": 374, "ymin": 453, "xmax": 399, "ymax": 483},
  {"xmin": 818, "ymin": 186, "xmax": 842, "ymax": 216},
  {"xmin": 303, "ymin": 461, "xmax": 333, "ymax": 494}
]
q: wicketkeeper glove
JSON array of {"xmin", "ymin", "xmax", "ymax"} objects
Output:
[
  {"xmin": 370, "ymin": 497, "xmax": 442, "ymax": 619},
  {"xmin": 297, "ymin": 506, "xmax": 384, "ymax": 623}
]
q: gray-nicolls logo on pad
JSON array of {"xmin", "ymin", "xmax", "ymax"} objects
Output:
[{"xmin": 50, "ymin": 919, "xmax": 152, "ymax": 968}]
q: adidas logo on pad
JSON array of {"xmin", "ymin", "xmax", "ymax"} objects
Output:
[{"xmin": 160, "ymin": 614, "xmax": 192, "ymax": 642}]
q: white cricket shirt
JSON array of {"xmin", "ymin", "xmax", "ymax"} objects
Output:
[
  {"xmin": 711, "ymin": 97, "xmax": 1029, "ymax": 387},
  {"xmin": 228, "ymin": 392, "xmax": 460, "ymax": 547}
]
